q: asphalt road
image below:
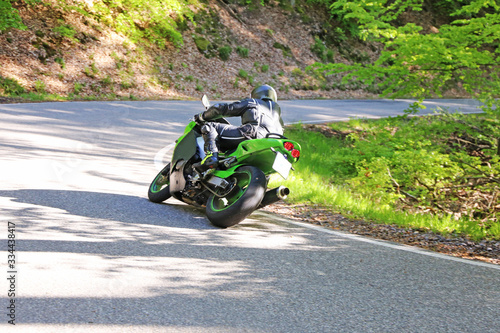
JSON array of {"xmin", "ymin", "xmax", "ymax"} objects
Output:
[{"xmin": 0, "ymin": 99, "xmax": 498, "ymax": 332}]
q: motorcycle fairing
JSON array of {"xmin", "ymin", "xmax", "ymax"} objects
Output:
[
  {"xmin": 213, "ymin": 137, "xmax": 300, "ymax": 179},
  {"xmin": 169, "ymin": 129, "xmax": 199, "ymax": 194}
]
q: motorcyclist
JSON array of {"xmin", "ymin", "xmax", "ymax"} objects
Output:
[{"xmin": 193, "ymin": 84, "xmax": 284, "ymax": 173}]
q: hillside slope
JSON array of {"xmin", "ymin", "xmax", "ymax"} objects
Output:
[{"xmin": 0, "ymin": 0, "xmax": 379, "ymax": 101}]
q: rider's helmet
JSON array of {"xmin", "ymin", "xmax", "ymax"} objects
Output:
[{"xmin": 251, "ymin": 84, "xmax": 277, "ymax": 103}]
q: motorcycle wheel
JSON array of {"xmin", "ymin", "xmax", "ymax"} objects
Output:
[
  {"xmin": 148, "ymin": 163, "xmax": 172, "ymax": 203},
  {"xmin": 206, "ymin": 166, "xmax": 266, "ymax": 228}
]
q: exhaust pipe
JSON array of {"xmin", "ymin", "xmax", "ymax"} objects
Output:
[{"xmin": 259, "ymin": 186, "xmax": 290, "ymax": 208}]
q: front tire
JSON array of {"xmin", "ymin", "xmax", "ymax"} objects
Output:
[
  {"xmin": 148, "ymin": 163, "xmax": 172, "ymax": 203},
  {"xmin": 206, "ymin": 166, "xmax": 266, "ymax": 227}
]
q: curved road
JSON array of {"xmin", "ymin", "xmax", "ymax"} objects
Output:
[{"xmin": 0, "ymin": 99, "xmax": 498, "ymax": 332}]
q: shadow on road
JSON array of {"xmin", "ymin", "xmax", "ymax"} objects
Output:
[
  {"xmin": 1, "ymin": 191, "xmax": 498, "ymax": 331},
  {"xmin": 0, "ymin": 189, "xmax": 358, "ymax": 331},
  {"xmin": 0, "ymin": 189, "xmax": 213, "ymax": 229}
]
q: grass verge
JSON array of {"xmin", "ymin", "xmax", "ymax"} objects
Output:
[{"xmin": 271, "ymin": 113, "xmax": 500, "ymax": 241}]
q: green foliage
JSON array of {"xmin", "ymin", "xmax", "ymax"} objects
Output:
[
  {"xmin": 0, "ymin": 0, "xmax": 26, "ymax": 32},
  {"xmin": 310, "ymin": 37, "xmax": 335, "ymax": 63},
  {"xmin": 218, "ymin": 46, "xmax": 232, "ymax": 61},
  {"xmin": 83, "ymin": 66, "xmax": 95, "ymax": 78},
  {"xmin": 0, "ymin": 76, "xmax": 25, "ymax": 95},
  {"xmin": 238, "ymin": 69, "xmax": 249, "ymax": 79},
  {"xmin": 74, "ymin": 82, "xmax": 85, "ymax": 94},
  {"xmin": 82, "ymin": 0, "xmax": 197, "ymax": 48},
  {"xmin": 53, "ymin": 23, "xmax": 77, "ymax": 41},
  {"xmin": 193, "ymin": 36, "xmax": 210, "ymax": 54},
  {"xmin": 236, "ymin": 46, "xmax": 249, "ymax": 58},
  {"xmin": 273, "ymin": 42, "xmax": 292, "ymax": 57},
  {"xmin": 310, "ymin": 0, "xmax": 500, "ymax": 117},
  {"xmin": 276, "ymin": 113, "xmax": 500, "ymax": 240},
  {"xmin": 291, "ymin": 68, "xmax": 303, "ymax": 77},
  {"xmin": 34, "ymin": 80, "xmax": 46, "ymax": 93},
  {"xmin": 54, "ymin": 57, "xmax": 66, "ymax": 69}
]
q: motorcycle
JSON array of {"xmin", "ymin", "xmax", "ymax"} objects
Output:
[{"xmin": 147, "ymin": 95, "xmax": 301, "ymax": 227}]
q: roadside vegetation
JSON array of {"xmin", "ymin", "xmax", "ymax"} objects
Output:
[
  {"xmin": 271, "ymin": 111, "xmax": 500, "ymax": 241},
  {"xmin": 1, "ymin": 1, "xmax": 499, "ymax": 105}
]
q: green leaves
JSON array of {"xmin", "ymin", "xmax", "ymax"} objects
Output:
[
  {"xmin": 311, "ymin": 0, "xmax": 500, "ymax": 116},
  {"xmin": 0, "ymin": 0, "xmax": 26, "ymax": 32},
  {"xmin": 83, "ymin": 0, "xmax": 196, "ymax": 48},
  {"xmin": 283, "ymin": 113, "xmax": 500, "ymax": 239}
]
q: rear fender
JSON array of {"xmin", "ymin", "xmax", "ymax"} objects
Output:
[{"xmin": 221, "ymin": 138, "xmax": 300, "ymax": 175}]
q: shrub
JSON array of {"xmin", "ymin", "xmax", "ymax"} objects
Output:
[
  {"xmin": 55, "ymin": 57, "xmax": 66, "ymax": 69},
  {"xmin": 53, "ymin": 24, "xmax": 77, "ymax": 42},
  {"xmin": 0, "ymin": 1, "xmax": 26, "ymax": 32},
  {"xmin": 236, "ymin": 46, "xmax": 249, "ymax": 58},
  {"xmin": 218, "ymin": 46, "xmax": 232, "ymax": 61},
  {"xmin": 194, "ymin": 36, "xmax": 210, "ymax": 53},
  {"xmin": 74, "ymin": 82, "xmax": 85, "ymax": 94},
  {"xmin": 0, "ymin": 76, "xmax": 25, "ymax": 95},
  {"xmin": 238, "ymin": 69, "xmax": 248, "ymax": 79},
  {"xmin": 291, "ymin": 68, "xmax": 303, "ymax": 77},
  {"xmin": 34, "ymin": 80, "xmax": 46, "ymax": 93},
  {"xmin": 273, "ymin": 42, "xmax": 292, "ymax": 57}
]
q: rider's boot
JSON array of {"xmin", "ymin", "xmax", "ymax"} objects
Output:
[{"xmin": 194, "ymin": 152, "xmax": 219, "ymax": 174}]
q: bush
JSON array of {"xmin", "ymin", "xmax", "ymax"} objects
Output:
[
  {"xmin": 0, "ymin": 76, "xmax": 25, "ymax": 95},
  {"xmin": 277, "ymin": 112, "xmax": 500, "ymax": 239},
  {"xmin": 0, "ymin": 1, "xmax": 26, "ymax": 32},
  {"xmin": 273, "ymin": 42, "xmax": 292, "ymax": 57},
  {"xmin": 311, "ymin": 37, "xmax": 335, "ymax": 63},
  {"xmin": 236, "ymin": 46, "xmax": 249, "ymax": 57},
  {"xmin": 74, "ymin": 82, "xmax": 85, "ymax": 94},
  {"xmin": 34, "ymin": 80, "xmax": 46, "ymax": 93},
  {"xmin": 55, "ymin": 57, "xmax": 66, "ymax": 69},
  {"xmin": 238, "ymin": 69, "xmax": 248, "ymax": 79},
  {"xmin": 194, "ymin": 36, "xmax": 210, "ymax": 53},
  {"xmin": 79, "ymin": 0, "xmax": 194, "ymax": 48},
  {"xmin": 218, "ymin": 46, "xmax": 232, "ymax": 61},
  {"xmin": 53, "ymin": 24, "xmax": 77, "ymax": 42}
]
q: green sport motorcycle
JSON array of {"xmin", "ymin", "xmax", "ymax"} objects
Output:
[{"xmin": 148, "ymin": 95, "xmax": 301, "ymax": 228}]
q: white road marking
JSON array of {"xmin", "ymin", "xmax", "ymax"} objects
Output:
[{"xmin": 260, "ymin": 212, "xmax": 500, "ymax": 270}]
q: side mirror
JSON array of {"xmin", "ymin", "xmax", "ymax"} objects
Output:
[{"xmin": 201, "ymin": 95, "xmax": 210, "ymax": 110}]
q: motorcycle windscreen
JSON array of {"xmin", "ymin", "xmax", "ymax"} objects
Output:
[{"xmin": 171, "ymin": 130, "xmax": 198, "ymax": 172}]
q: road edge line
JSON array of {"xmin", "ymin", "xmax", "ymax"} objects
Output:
[{"xmin": 257, "ymin": 212, "xmax": 500, "ymax": 271}]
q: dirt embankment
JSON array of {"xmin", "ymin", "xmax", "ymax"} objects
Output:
[{"xmin": 0, "ymin": 1, "xmax": 379, "ymax": 101}]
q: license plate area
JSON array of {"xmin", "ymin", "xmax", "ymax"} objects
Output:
[{"xmin": 272, "ymin": 152, "xmax": 292, "ymax": 179}]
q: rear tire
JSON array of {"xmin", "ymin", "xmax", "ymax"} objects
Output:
[
  {"xmin": 148, "ymin": 163, "xmax": 172, "ymax": 203},
  {"xmin": 206, "ymin": 166, "xmax": 266, "ymax": 227}
]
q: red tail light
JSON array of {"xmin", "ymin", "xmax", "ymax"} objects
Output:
[{"xmin": 284, "ymin": 141, "xmax": 300, "ymax": 158}]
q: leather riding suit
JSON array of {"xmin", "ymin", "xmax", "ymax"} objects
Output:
[{"xmin": 199, "ymin": 98, "xmax": 284, "ymax": 154}]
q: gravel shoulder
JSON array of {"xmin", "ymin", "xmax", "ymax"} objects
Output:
[{"xmin": 263, "ymin": 202, "xmax": 500, "ymax": 265}]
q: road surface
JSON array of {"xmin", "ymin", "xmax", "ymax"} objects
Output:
[{"xmin": 0, "ymin": 99, "xmax": 498, "ymax": 332}]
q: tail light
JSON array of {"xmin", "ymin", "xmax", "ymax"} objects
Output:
[
  {"xmin": 284, "ymin": 141, "xmax": 300, "ymax": 158},
  {"xmin": 284, "ymin": 141, "xmax": 294, "ymax": 151}
]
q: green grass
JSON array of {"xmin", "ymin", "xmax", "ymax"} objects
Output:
[{"xmin": 271, "ymin": 114, "xmax": 500, "ymax": 241}]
